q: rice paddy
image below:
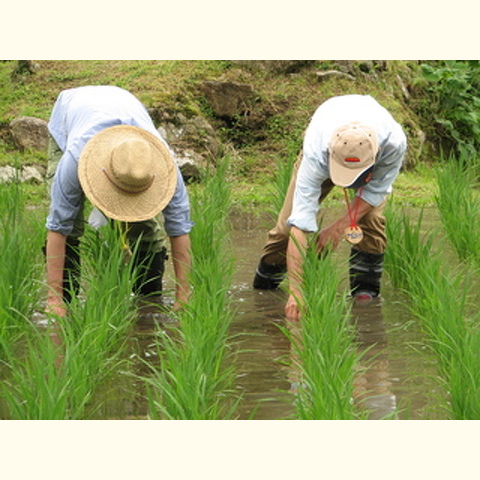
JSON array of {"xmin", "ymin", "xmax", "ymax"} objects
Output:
[{"xmin": 0, "ymin": 152, "xmax": 479, "ymax": 419}]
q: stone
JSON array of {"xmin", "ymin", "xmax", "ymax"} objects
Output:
[
  {"xmin": 9, "ymin": 116, "xmax": 48, "ymax": 151},
  {"xmin": 200, "ymin": 81, "xmax": 255, "ymax": 119}
]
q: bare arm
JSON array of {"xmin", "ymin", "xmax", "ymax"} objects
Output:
[
  {"xmin": 169, "ymin": 234, "xmax": 191, "ymax": 310},
  {"xmin": 45, "ymin": 230, "xmax": 67, "ymax": 317},
  {"xmin": 285, "ymin": 226, "xmax": 308, "ymax": 322},
  {"xmin": 285, "ymin": 197, "xmax": 374, "ymax": 322}
]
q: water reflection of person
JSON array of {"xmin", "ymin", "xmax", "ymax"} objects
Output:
[
  {"xmin": 351, "ymin": 299, "xmax": 397, "ymax": 420},
  {"xmin": 252, "ymin": 95, "xmax": 407, "ymax": 321},
  {"xmin": 285, "ymin": 298, "xmax": 398, "ymax": 420}
]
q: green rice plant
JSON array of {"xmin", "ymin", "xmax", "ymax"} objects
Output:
[
  {"xmin": 384, "ymin": 206, "xmax": 435, "ymax": 290},
  {"xmin": 1, "ymin": 223, "xmax": 139, "ymax": 419},
  {"xmin": 282, "ymin": 242, "xmax": 360, "ymax": 420},
  {"xmin": 269, "ymin": 152, "xmax": 297, "ymax": 219},
  {"xmin": 447, "ymin": 330, "xmax": 480, "ymax": 419},
  {"xmin": 384, "ymin": 207, "xmax": 480, "ymax": 419},
  {"xmin": 145, "ymin": 158, "xmax": 240, "ymax": 419},
  {"xmin": 1, "ymin": 324, "xmax": 82, "ymax": 420},
  {"xmin": 435, "ymin": 154, "xmax": 480, "ymax": 266},
  {"xmin": 0, "ymin": 180, "xmax": 44, "ymax": 356}
]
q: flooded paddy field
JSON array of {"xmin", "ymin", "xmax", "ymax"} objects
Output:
[
  {"xmin": 79, "ymin": 207, "xmax": 451, "ymax": 420},
  {"xmin": 0, "ymin": 205, "xmax": 470, "ymax": 420},
  {"xmin": 225, "ymin": 208, "xmax": 448, "ymax": 420}
]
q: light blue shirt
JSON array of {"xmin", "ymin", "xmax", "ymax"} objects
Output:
[
  {"xmin": 288, "ymin": 95, "xmax": 407, "ymax": 232},
  {"xmin": 46, "ymin": 85, "xmax": 193, "ymax": 237}
]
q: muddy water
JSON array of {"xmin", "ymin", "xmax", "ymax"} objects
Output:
[
  {"xmin": 20, "ymin": 207, "xmax": 448, "ymax": 420},
  {"xmin": 222, "ymin": 208, "xmax": 447, "ymax": 420}
]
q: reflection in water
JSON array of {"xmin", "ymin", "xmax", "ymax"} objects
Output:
[
  {"xmin": 351, "ymin": 298, "xmax": 397, "ymax": 419},
  {"xmin": 21, "ymin": 209, "xmax": 446, "ymax": 420},
  {"xmin": 227, "ymin": 210, "xmax": 445, "ymax": 420}
]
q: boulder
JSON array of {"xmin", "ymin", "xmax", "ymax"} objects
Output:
[
  {"xmin": 200, "ymin": 81, "xmax": 255, "ymax": 120},
  {"xmin": 0, "ymin": 165, "xmax": 44, "ymax": 183},
  {"xmin": 9, "ymin": 116, "xmax": 48, "ymax": 151}
]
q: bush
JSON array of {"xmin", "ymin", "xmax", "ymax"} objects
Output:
[{"xmin": 418, "ymin": 61, "xmax": 480, "ymax": 157}]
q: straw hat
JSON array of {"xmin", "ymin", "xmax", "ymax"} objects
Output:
[
  {"xmin": 78, "ymin": 125, "xmax": 177, "ymax": 222},
  {"xmin": 329, "ymin": 123, "xmax": 379, "ymax": 188}
]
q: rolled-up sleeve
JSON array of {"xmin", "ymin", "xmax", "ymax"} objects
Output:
[
  {"xmin": 287, "ymin": 152, "xmax": 329, "ymax": 232},
  {"xmin": 46, "ymin": 151, "xmax": 84, "ymax": 235},
  {"xmin": 162, "ymin": 165, "xmax": 194, "ymax": 237}
]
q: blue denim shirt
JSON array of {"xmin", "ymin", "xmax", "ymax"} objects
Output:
[
  {"xmin": 288, "ymin": 95, "xmax": 407, "ymax": 232},
  {"xmin": 46, "ymin": 86, "xmax": 193, "ymax": 237}
]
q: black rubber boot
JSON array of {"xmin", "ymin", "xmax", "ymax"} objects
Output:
[
  {"xmin": 132, "ymin": 248, "xmax": 167, "ymax": 297},
  {"xmin": 63, "ymin": 237, "xmax": 81, "ymax": 303},
  {"xmin": 349, "ymin": 248, "xmax": 384, "ymax": 298},
  {"xmin": 253, "ymin": 259, "xmax": 287, "ymax": 290}
]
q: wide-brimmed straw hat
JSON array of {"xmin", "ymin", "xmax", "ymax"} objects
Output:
[
  {"xmin": 78, "ymin": 125, "xmax": 177, "ymax": 222},
  {"xmin": 328, "ymin": 123, "xmax": 379, "ymax": 188}
]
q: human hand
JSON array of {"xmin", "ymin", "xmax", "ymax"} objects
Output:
[
  {"xmin": 316, "ymin": 222, "xmax": 344, "ymax": 253},
  {"xmin": 46, "ymin": 299, "xmax": 67, "ymax": 318},
  {"xmin": 285, "ymin": 294, "xmax": 301, "ymax": 322},
  {"xmin": 173, "ymin": 287, "xmax": 190, "ymax": 312}
]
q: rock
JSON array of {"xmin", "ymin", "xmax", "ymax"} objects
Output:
[
  {"xmin": 174, "ymin": 149, "xmax": 203, "ymax": 183},
  {"xmin": 315, "ymin": 70, "xmax": 355, "ymax": 82},
  {"xmin": 155, "ymin": 113, "xmax": 221, "ymax": 180},
  {"xmin": 9, "ymin": 116, "xmax": 48, "ymax": 151},
  {"xmin": 232, "ymin": 60, "xmax": 314, "ymax": 74},
  {"xmin": 21, "ymin": 165, "xmax": 44, "ymax": 183},
  {"xmin": 0, "ymin": 165, "xmax": 44, "ymax": 183},
  {"xmin": 11, "ymin": 60, "xmax": 39, "ymax": 78},
  {"xmin": 200, "ymin": 81, "xmax": 255, "ymax": 119}
]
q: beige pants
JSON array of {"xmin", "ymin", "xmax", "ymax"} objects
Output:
[{"xmin": 260, "ymin": 152, "xmax": 387, "ymax": 266}]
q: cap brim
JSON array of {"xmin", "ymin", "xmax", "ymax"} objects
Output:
[{"xmin": 330, "ymin": 160, "xmax": 373, "ymax": 188}]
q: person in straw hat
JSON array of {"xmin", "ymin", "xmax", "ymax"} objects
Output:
[
  {"xmin": 252, "ymin": 94, "xmax": 407, "ymax": 321},
  {"xmin": 45, "ymin": 85, "xmax": 193, "ymax": 317}
]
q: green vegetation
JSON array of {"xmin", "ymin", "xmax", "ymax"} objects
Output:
[
  {"xmin": 1, "ymin": 60, "xmax": 479, "ymax": 420},
  {"xmin": 0, "ymin": 181, "xmax": 44, "ymax": 357},
  {"xmin": 415, "ymin": 60, "xmax": 480, "ymax": 157},
  {"xmin": 144, "ymin": 159, "xmax": 240, "ymax": 419},
  {"xmin": 1, "ymin": 216, "xmax": 140, "ymax": 419},
  {"xmin": 435, "ymin": 153, "xmax": 480, "ymax": 266},
  {"xmin": 283, "ymin": 244, "xmax": 361, "ymax": 419},
  {"xmin": 385, "ymin": 207, "xmax": 480, "ymax": 419},
  {"xmin": 3, "ymin": 60, "xmax": 478, "ymax": 213}
]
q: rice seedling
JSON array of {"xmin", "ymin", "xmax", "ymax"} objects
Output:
[
  {"xmin": 0, "ymin": 180, "xmax": 44, "ymax": 357},
  {"xmin": 144, "ymin": 158, "xmax": 240, "ymax": 419},
  {"xmin": 269, "ymin": 151, "xmax": 297, "ymax": 219},
  {"xmin": 435, "ymin": 153, "xmax": 480, "ymax": 266},
  {"xmin": 282, "ymin": 240, "xmax": 361, "ymax": 420},
  {"xmin": 1, "ymin": 221, "xmax": 139, "ymax": 419},
  {"xmin": 384, "ymin": 207, "xmax": 480, "ymax": 419}
]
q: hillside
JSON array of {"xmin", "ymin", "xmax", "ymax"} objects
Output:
[{"xmin": 0, "ymin": 60, "xmax": 472, "ymax": 208}]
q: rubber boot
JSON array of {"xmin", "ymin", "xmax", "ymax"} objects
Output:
[
  {"xmin": 253, "ymin": 259, "xmax": 287, "ymax": 290},
  {"xmin": 63, "ymin": 237, "xmax": 81, "ymax": 303},
  {"xmin": 349, "ymin": 247, "xmax": 384, "ymax": 298},
  {"xmin": 132, "ymin": 248, "xmax": 167, "ymax": 297}
]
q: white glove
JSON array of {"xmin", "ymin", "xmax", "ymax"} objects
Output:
[{"xmin": 88, "ymin": 208, "xmax": 108, "ymax": 229}]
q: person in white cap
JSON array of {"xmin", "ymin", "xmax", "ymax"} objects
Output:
[
  {"xmin": 253, "ymin": 94, "xmax": 407, "ymax": 321},
  {"xmin": 45, "ymin": 85, "xmax": 193, "ymax": 318}
]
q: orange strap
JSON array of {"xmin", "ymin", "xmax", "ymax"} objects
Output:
[{"xmin": 343, "ymin": 187, "xmax": 364, "ymax": 228}]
